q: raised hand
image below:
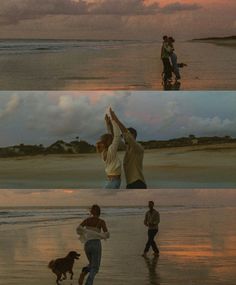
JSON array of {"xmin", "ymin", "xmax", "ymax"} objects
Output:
[
  {"xmin": 109, "ymin": 108, "xmax": 116, "ymax": 121},
  {"xmin": 105, "ymin": 113, "xmax": 110, "ymax": 122}
]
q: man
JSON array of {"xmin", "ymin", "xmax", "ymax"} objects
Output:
[
  {"xmin": 161, "ymin": 35, "xmax": 172, "ymax": 82},
  {"xmin": 110, "ymin": 108, "xmax": 147, "ymax": 189},
  {"xmin": 143, "ymin": 201, "xmax": 160, "ymax": 257}
]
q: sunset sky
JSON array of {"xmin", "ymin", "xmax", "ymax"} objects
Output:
[
  {"xmin": 1, "ymin": 188, "xmax": 236, "ymax": 207},
  {"xmin": 0, "ymin": 91, "xmax": 235, "ymax": 147},
  {"xmin": 0, "ymin": 0, "xmax": 235, "ymax": 40}
]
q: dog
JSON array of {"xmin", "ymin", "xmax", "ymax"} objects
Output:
[{"xmin": 48, "ymin": 251, "xmax": 80, "ymax": 284}]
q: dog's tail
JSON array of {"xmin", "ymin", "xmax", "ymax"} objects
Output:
[{"xmin": 48, "ymin": 260, "xmax": 55, "ymax": 269}]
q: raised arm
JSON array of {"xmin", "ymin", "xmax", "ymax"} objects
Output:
[
  {"xmin": 109, "ymin": 108, "xmax": 127, "ymax": 134},
  {"xmin": 105, "ymin": 114, "xmax": 114, "ymax": 136},
  {"xmin": 107, "ymin": 119, "xmax": 121, "ymax": 155}
]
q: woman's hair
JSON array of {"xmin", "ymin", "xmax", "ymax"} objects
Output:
[
  {"xmin": 100, "ymin": 133, "xmax": 113, "ymax": 147},
  {"xmin": 91, "ymin": 204, "xmax": 101, "ymax": 217}
]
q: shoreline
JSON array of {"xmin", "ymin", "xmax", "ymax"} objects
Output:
[{"xmin": 191, "ymin": 37, "xmax": 236, "ymax": 49}]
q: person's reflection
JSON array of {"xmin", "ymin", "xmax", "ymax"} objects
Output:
[
  {"xmin": 143, "ymin": 256, "xmax": 161, "ymax": 285},
  {"xmin": 163, "ymin": 80, "xmax": 181, "ymax": 91}
]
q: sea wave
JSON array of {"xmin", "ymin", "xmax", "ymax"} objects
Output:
[
  {"xmin": 0, "ymin": 205, "xmax": 233, "ymax": 228},
  {"xmin": 0, "ymin": 39, "xmax": 149, "ymax": 55}
]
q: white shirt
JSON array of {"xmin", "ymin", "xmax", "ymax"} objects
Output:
[
  {"xmin": 103, "ymin": 120, "xmax": 121, "ymax": 176},
  {"xmin": 76, "ymin": 225, "xmax": 110, "ymax": 243}
]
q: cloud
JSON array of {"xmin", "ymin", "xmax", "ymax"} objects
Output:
[
  {"xmin": 0, "ymin": 0, "xmax": 201, "ymax": 25},
  {"xmin": 1, "ymin": 91, "xmax": 236, "ymax": 146},
  {"xmin": 184, "ymin": 116, "xmax": 234, "ymax": 135},
  {"xmin": 0, "ymin": 0, "xmax": 88, "ymax": 24},
  {"xmin": 0, "ymin": 95, "xmax": 20, "ymax": 120},
  {"xmin": 89, "ymin": 0, "xmax": 160, "ymax": 15},
  {"xmin": 22, "ymin": 92, "xmax": 132, "ymax": 143},
  {"xmin": 160, "ymin": 2, "xmax": 201, "ymax": 14}
]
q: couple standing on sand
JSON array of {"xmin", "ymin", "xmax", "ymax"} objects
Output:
[
  {"xmin": 96, "ymin": 108, "xmax": 147, "ymax": 189},
  {"xmin": 77, "ymin": 201, "xmax": 160, "ymax": 285},
  {"xmin": 161, "ymin": 35, "xmax": 187, "ymax": 84}
]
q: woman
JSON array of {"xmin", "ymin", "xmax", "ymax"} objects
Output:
[
  {"xmin": 168, "ymin": 36, "xmax": 181, "ymax": 81},
  {"xmin": 96, "ymin": 110, "xmax": 122, "ymax": 189},
  {"xmin": 77, "ymin": 204, "xmax": 110, "ymax": 285}
]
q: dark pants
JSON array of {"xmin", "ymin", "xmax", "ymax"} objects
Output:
[
  {"xmin": 162, "ymin": 58, "xmax": 172, "ymax": 81},
  {"xmin": 144, "ymin": 229, "xmax": 159, "ymax": 253},
  {"xmin": 126, "ymin": 180, "xmax": 147, "ymax": 189}
]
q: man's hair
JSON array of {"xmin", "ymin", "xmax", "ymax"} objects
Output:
[
  {"xmin": 149, "ymin": 201, "xmax": 154, "ymax": 205},
  {"xmin": 128, "ymin": 127, "xmax": 137, "ymax": 139},
  {"xmin": 163, "ymin": 35, "xmax": 168, "ymax": 40}
]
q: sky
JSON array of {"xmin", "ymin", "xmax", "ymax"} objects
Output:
[
  {"xmin": 0, "ymin": 91, "xmax": 236, "ymax": 147},
  {"xmin": 0, "ymin": 0, "xmax": 235, "ymax": 40},
  {"xmin": 1, "ymin": 188, "xmax": 236, "ymax": 207}
]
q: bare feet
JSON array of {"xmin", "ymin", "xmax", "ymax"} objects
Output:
[{"xmin": 142, "ymin": 252, "xmax": 147, "ymax": 258}]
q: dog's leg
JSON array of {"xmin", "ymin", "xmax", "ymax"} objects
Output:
[
  {"xmin": 56, "ymin": 273, "xmax": 62, "ymax": 285},
  {"xmin": 62, "ymin": 273, "xmax": 67, "ymax": 280},
  {"xmin": 69, "ymin": 270, "xmax": 73, "ymax": 280}
]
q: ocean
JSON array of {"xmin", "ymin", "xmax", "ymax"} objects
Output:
[{"xmin": 0, "ymin": 203, "xmax": 234, "ymax": 230}]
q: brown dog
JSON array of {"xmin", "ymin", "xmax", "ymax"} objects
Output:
[{"xmin": 48, "ymin": 251, "xmax": 80, "ymax": 284}]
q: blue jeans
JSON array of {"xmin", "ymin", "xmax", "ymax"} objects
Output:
[
  {"xmin": 104, "ymin": 178, "xmax": 121, "ymax": 189},
  {"xmin": 170, "ymin": 53, "xmax": 181, "ymax": 80},
  {"xmin": 84, "ymin": 240, "xmax": 102, "ymax": 285}
]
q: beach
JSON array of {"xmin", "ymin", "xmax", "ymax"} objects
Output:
[
  {"xmin": 1, "ymin": 189, "xmax": 236, "ymax": 285},
  {"xmin": 0, "ymin": 40, "xmax": 236, "ymax": 90},
  {"xmin": 1, "ymin": 143, "xmax": 236, "ymax": 189}
]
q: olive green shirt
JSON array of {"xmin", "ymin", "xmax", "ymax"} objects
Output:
[
  {"xmin": 161, "ymin": 42, "xmax": 172, "ymax": 59},
  {"xmin": 123, "ymin": 131, "xmax": 145, "ymax": 185}
]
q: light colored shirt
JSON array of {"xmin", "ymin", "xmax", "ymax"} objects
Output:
[
  {"xmin": 144, "ymin": 209, "xmax": 160, "ymax": 230},
  {"xmin": 123, "ymin": 131, "xmax": 145, "ymax": 185},
  {"xmin": 76, "ymin": 225, "xmax": 110, "ymax": 243},
  {"xmin": 103, "ymin": 120, "xmax": 121, "ymax": 176}
]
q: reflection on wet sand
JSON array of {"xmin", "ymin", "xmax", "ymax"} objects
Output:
[
  {"xmin": 144, "ymin": 256, "xmax": 160, "ymax": 285},
  {"xmin": 0, "ymin": 201, "xmax": 236, "ymax": 285},
  {"xmin": 162, "ymin": 80, "xmax": 181, "ymax": 90},
  {"xmin": 0, "ymin": 41, "xmax": 236, "ymax": 90}
]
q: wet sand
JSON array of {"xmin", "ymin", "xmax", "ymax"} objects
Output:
[
  {"xmin": 0, "ymin": 143, "xmax": 236, "ymax": 189},
  {"xmin": 0, "ymin": 41, "xmax": 235, "ymax": 90},
  {"xmin": 1, "ymin": 204, "xmax": 236, "ymax": 285}
]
